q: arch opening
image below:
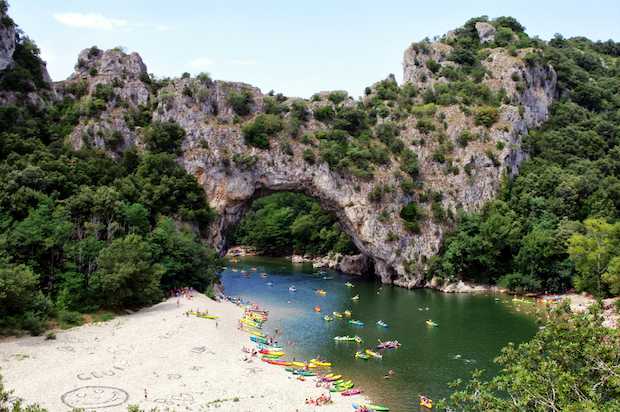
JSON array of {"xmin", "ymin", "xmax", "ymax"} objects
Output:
[{"xmin": 216, "ymin": 190, "xmax": 374, "ymax": 277}]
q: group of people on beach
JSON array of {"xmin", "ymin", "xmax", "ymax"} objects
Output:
[
  {"xmin": 305, "ymin": 393, "xmax": 332, "ymax": 406},
  {"xmin": 171, "ymin": 287, "xmax": 195, "ymax": 305}
]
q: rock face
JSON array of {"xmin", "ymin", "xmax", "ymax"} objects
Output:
[
  {"xmin": 61, "ymin": 25, "xmax": 557, "ymax": 288},
  {"xmin": 0, "ymin": 8, "xmax": 15, "ymax": 71},
  {"xmin": 475, "ymin": 22, "xmax": 497, "ymax": 43}
]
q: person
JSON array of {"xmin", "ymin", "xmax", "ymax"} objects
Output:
[{"xmin": 144, "ymin": 389, "xmax": 147, "ymax": 400}]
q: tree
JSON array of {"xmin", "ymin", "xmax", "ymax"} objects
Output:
[
  {"xmin": 92, "ymin": 234, "xmax": 164, "ymax": 308},
  {"xmin": 142, "ymin": 121, "xmax": 186, "ymax": 154},
  {"xmin": 441, "ymin": 304, "xmax": 620, "ymax": 411},
  {"xmin": 568, "ymin": 218, "xmax": 620, "ymax": 296}
]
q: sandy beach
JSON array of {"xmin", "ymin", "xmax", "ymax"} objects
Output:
[{"xmin": 0, "ymin": 294, "xmax": 368, "ymax": 411}]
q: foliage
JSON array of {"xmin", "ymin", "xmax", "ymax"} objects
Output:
[
  {"xmin": 434, "ymin": 32, "xmax": 620, "ymax": 295},
  {"xmin": 227, "ymin": 89, "xmax": 253, "ymax": 116},
  {"xmin": 441, "ymin": 304, "xmax": 620, "ymax": 412},
  {"xmin": 231, "ymin": 192, "xmax": 356, "ymax": 257},
  {"xmin": 474, "ymin": 106, "xmax": 499, "ymax": 127},
  {"xmin": 568, "ymin": 218, "xmax": 620, "ymax": 297},
  {"xmin": 142, "ymin": 121, "xmax": 186, "ymax": 154},
  {"xmin": 241, "ymin": 114, "xmax": 283, "ymax": 149},
  {"xmin": 400, "ymin": 202, "xmax": 422, "ymax": 233}
]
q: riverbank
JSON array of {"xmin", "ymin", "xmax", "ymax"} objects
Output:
[{"xmin": 0, "ymin": 294, "xmax": 366, "ymax": 411}]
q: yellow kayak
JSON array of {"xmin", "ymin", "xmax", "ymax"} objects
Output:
[
  {"xmin": 316, "ymin": 289, "xmax": 327, "ymax": 296},
  {"xmin": 333, "ymin": 312, "xmax": 343, "ymax": 318},
  {"xmin": 310, "ymin": 359, "xmax": 332, "ymax": 367},
  {"xmin": 426, "ymin": 320, "xmax": 438, "ymax": 327},
  {"xmin": 343, "ymin": 310, "xmax": 352, "ymax": 317},
  {"xmin": 365, "ymin": 349, "xmax": 383, "ymax": 359}
]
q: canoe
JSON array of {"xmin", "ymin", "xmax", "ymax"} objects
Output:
[
  {"xmin": 290, "ymin": 361, "xmax": 307, "ymax": 368},
  {"xmin": 376, "ymin": 320, "xmax": 388, "ymax": 327},
  {"xmin": 345, "ymin": 282, "xmax": 354, "ymax": 288},
  {"xmin": 351, "ymin": 295, "xmax": 360, "ymax": 301},
  {"xmin": 355, "ymin": 351, "xmax": 369, "ymax": 360},
  {"xmin": 316, "ymin": 289, "xmax": 327, "ymax": 295},
  {"xmin": 324, "ymin": 315, "xmax": 334, "ymax": 321},
  {"xmin": 333, "ymin": 312, "xmax": 343, "ymax": 318},
  {"xmin": 349, "ymin": 320, "xmax": 364, "ymax": 326},
  {"xmin": 342, "ymin": 388, "xmax": 362, "ymax": 396},
  {"xmin": 344, "ymin": 310, "xmax": 352, "ymax": 317},
  {"xmin": 426, "ymin": 320, "xmax": 438, "ymax": 327},
  {"xmin": 257, "ymin": 344, "xmax": 283, "ymax": 351},
  {"xmin": 420, "ymin": 395, "xmax": 433, "ymax": 409}
]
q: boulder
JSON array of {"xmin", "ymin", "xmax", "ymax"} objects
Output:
[{"xmin": 475, "ymin": 21, "xmax": 497, "ymax": 43}]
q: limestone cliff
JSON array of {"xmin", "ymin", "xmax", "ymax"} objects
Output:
[{"xmin": 58, "ymin": 23, "xmax": 556, "ymax": 288}]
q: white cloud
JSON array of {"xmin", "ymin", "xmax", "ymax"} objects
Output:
[
  {"xmin": 189, "ymin": 57, "xmax": 215, "ymax": 70},
  {"xmin": 53, "ymin": 12, "xmax": 129, "ymax": 31},
  {"xmin": 229, "ymin": 59, "xmax": 257, "ymax": 66}
]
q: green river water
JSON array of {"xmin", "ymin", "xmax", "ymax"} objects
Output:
[{"xmin": 220, "ymin": 256, "xmax": 538, "ymax": 411}]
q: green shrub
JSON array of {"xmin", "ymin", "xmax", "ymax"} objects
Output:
[
  {"xmin": 227, "ymin": 89, "xmax": 254, "ymax": 116},
  {"xmin": 241, "ymin": 114, "xmax": 283, "ymax": 149},
  {"xmin": 474, "ymin": 106, "xmax": 499, "ymax": 127},
  {"xmin": 58, "ymin": 310, "xmax": 84, "ymax": 329},
  {"xmin": 303, "ymin": 148, "xmax": 316, "ymax": 164},
  {"xmin": 457, "ymin": 130, "xmax": 474, "ymax": 147},
  {"xmin": 368, "ymin": 186, "xmax": 385, "ymax": 202},
  {"xmin": 314, "ymin": 105, "xmax": 335, "ymax": 122},
  {"xmin": 328, "ymin": 91, "xmax": 348, "ymax": 105},
  {"xmin": 416, "ymin": 118, "xmax": 436, "ymax": 134},
  {"xmin": 400, "ymin": 202, "xmax": 422, "ymax": 233},
  {"xmin": 426, "ymin": 59, "xmax": 441, "ymax": 74},
  {"xmin": 400, "ymin": 149, "xmax": 420, "ymax": 177},
  {"xmin": 143, "ymin": 121, "xmax": 186, "ymax": 154}
]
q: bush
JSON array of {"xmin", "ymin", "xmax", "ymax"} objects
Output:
[
  {"xmin": 328, "ymin": 91, "xmax": 348, "ymax": 105},
  {"xmin": 416, "ymin": 118, "xmax": 435, "ymax": 134},
  {"xmin": 368, "ymin": 186, "xmax": 385, "ymax": 202},
  {"xmin": 474, "ymin": 106, "xmax": 499, "ymax": 127},
  {"xmin": 400, "ymin": 149, "xmax": 420, "ymax": 177},
  {"xmin": 426, "ymin": 59, "xmax": 441, "ymax": 74},
  {"xmin": 313, "ymin": 105, "xmax": 335, "ymax": 122},
  {"xmin": 227, "ymin": 89, "xmax": 254, "ymax": 116},
  {"xmin": 143, "ymin": 121, "xmax": 186, "ymax": 154},
  {"xmin": 303, "ymin": 148, "xmax": 316, "ymax": 164},
  {"xmin": 241, "ymin": 114, "xmax": 283, "ymax": 149},
  {"xmin": 58, "ymin": 310, "xmax": 84, "ymax": 329},
  {"xmin": 400, "ymin": 202, "xmax": 422, "ymax": 233}
]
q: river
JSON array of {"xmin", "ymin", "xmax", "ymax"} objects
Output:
[{"xmin": 220, "ymin": 256, "xmax": 538, "ymax": 411}]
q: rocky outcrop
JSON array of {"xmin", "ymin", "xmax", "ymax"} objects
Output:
[
  {"xmin": 475, "ymin": 22, "xmax": 496, "ymax": 43},
  {"xmin": 426, "ymin": 276, "xmax": 506, "ymax": 293},
  {"xmin": 60, "ymin": 23, "xmax": 557, "ymax": 288},
  {"xmin": 0, "ymin": 7, "xmax": 15, "ymax": 71}
]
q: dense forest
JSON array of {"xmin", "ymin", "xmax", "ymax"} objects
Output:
[
  {"xmin": 230, "ymin": 192, "xmax": 356, "ymax": 256},
  {"xmin": 0, "ymin": 7, "xmax": 221, "ymax": 335},
  {"xmin": 427, "ymin": 18, "xmax": 620, "ymax": 298}
]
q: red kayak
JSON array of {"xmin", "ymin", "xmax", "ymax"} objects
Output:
[
  {"xmin": 342, "ymin": 388, "xmax": 363, "ymax": 396},
  {"xmin": 261, "ymin": 358, "xmax": 290, "ymax": 366}
]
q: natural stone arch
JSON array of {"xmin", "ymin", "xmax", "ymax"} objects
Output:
[{"xmin": 62, "ymin": 35, "xmax": 557, "ymax": 288}]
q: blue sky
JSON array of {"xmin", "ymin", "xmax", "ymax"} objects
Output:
[{"xmin": 10, "ymin": 1, "xmax": 620, "ymax": 98}]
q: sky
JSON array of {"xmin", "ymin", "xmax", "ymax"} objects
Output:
[{"xmin": 10, "ymin": 0, "xmax": 620, "ymax": 98}]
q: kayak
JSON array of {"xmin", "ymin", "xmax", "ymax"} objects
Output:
[
  {"xmin": 323, "ymin": 374, "xmax": 342, "ymax": 381},
  {"xmin": 324, "ymin": 315, "xmax": 334, "ymax": 321},
  {"xmin": 420, "ymin": 395, "xmax": 433, "ymax": 409},
  {"xmin": 426, "ymin": 320, "xmax": 438, "ymax": 327},
  {"xmin": 376, "ymin": 320, "xmax": 388, "ymax": 327},
  {"xmin": 257, "ymin": 343, "xmax": 283, "ymax": 351},
  {"xmin": 345, "ymin": 282, "xmax": 354, "ymax": 288},
  {"xmin": 355, "ymin": 351, "xmax": 370, "ymax": 360},
  {"xmin": 250, "ymin": 335, "xmax": 268, "ymax": 344},
  {"xmin": 289, "ymin": 286, "xmax": 297, "ymax": 292},
  {"xmin": 349, "ymin": 320, "xmax": 365, "ymax": 326},
  {"xmin": 365, "ymin": 349, "xmax": 383, "ymax": 359},
  {"xmin": 343, "ymin": 310, "xmax": 352, "ymax": 317},
  {"xmin": 342, "ymin": 388, "xmax": 362, "ymax": 396},
  {"xmin": 261, "ymin": 358, "xmax": 290, "ymax": 366},
  {"xmin": 333, "ymin": 312, "xmax": 343, "ymax": 318},
  {"xmin": 316, "ymin": 289, "xmax": 327, "ymax": 296},
  {"xmin": 290, "ymin": 361, "xmax": 307, "ymax": 368},
  {"xmin": 352, "ymin": 403, "xmax": 389, "ymax": 411},
  {"xmin": 352, "ymin": 295, "xmax": 360, "ymax": 301},
  {"xmin": 198, "ymin": 314, "xmax": 219, "ymax": 319},
  {"xmin": 314, "ymin": 306, "xmax": 321, "ymax": 312},
  {"xmin": 261, "ymin": 353, "xmax": 283, "ymax": 359},
  {"xmin": 259, "ymin": 349, "xmax": 285, "ymax": 356},
  {"xmin": 334, "ymin": 335, "xmax": 362, "ymax": 343},
  {"xmin": 376, "ymin": 340, "xmax": 400, "ymax": 350},
  {"xmin": 310, "ymin": 359, "xmax": 332, "ymax": 367}
]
